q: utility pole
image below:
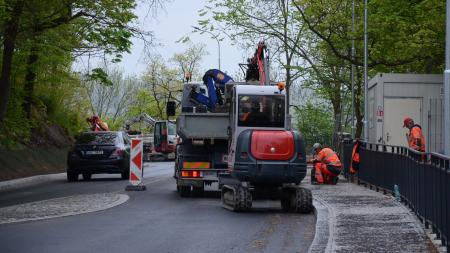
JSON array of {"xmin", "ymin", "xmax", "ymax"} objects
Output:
[
  {"xmin": 445, "ymin": 0, "xmax": 450, "ymax": 155},
  {"xmin": 364, "ymin": 0, "xmax": 369, "ymax": 142},
  {"xmin": 351, "ymin": 0, "xmax": 355, "ymax": 139},
  {"xmin": 192, "ymin": 26, "xmax": 221, "ymax": 70}
]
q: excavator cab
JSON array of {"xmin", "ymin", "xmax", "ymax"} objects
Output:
[{"xmin": 153, "ymin": 121, "xmax": 176, "ymax": 158}]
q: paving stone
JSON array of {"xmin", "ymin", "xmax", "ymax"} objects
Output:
[
  {"xmin": 0, "ymin": 193, "xmax": 129, "ymax": 224},
  {"xmin": 306, "ymin": 174, "xmax": 430, "ymax": 253}
]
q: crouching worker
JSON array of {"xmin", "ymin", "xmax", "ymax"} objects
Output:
[{"xmin": 309, "ymin": 143, "xmax": 342, "ymax": 185}]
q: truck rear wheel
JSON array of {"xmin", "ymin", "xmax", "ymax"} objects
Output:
[
  {"xmin": 177, "ymin": 185, "xmax": 191, "ymax": 197},
  {"xmin": 192, "ymin": 186, "xmax": 204, "ymax": 197}
]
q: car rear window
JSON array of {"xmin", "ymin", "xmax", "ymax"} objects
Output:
[{"xmin": 76, "ymin": 133, "xmax": 119, "ymax": 145}]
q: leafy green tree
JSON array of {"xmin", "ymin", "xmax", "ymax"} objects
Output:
[
  {"xmin": 82, "ymin": 67, "xmax": 143, "ymax": 129},
  {"xmin": 142, "ymin": 55, "xmax": 183, "ymax": 119},
  {"xmin": 294, "ymin": 102, "xmax": 334, "ymax": 151},
  {"xmin": 293, "ymin": 0, "xmax": 445, "ymax": 138},
  {"xmin": 0, "ymin": 0, "xmax": 150, "ymax": 121},
  {"xmin": 171, "ymin": 42, "xmax": 208, "ymax": 81},
  {"xmin": 200, "ymin": 0, "xmax": 310, "ymax": 112}
]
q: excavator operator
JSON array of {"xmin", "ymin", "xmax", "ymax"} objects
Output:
[
  {"xmin": 190, "ymin": 69, "xmax": 233, "ymax": 111},
  {"xmin": 309, "ymin": 143, "xmax": 342, "ymax": 185}
]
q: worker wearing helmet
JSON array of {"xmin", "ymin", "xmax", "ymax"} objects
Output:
[
  {"xmin": 310, "ymin": 143, "xmax": 342, "ymax": 185},
  {"xmin": 403, "ymin": 117, "xmax": 425, "ymax": 152}
]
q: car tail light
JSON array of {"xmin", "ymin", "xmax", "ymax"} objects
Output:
[
  {"xmin": 110, "ymin": 148, "xmax": 125, "ymax": 158},
  {"xmin": 181, "ymin": 170, "xmax": 203, "ymax": 178}
]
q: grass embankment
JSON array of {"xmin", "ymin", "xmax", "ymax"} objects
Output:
[
  {"xmin": 0, "ymin": 147, "xmax": 69, "ymax": 181},
  {"xmin": 0, "ymin": 123, "xmax": 73, "ymax": 181}
]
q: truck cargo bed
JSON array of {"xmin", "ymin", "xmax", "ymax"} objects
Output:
[{"xmin": 177, "ymin": 113, "xmax": 229, "ymax": 139}]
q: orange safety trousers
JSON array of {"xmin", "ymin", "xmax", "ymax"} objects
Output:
[{"xmin": 314, "ymin": 162, "xmax": 340, "ymax": 184}]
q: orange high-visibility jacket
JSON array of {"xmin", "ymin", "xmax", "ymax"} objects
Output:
[
  {"xmin": 352, "ymin": 143, "xmax": 360, "ymax": 163},
  {"xmin": 317, "ymin": 148, "xmax": 342, "ymax": 167},
  {"xmin": 408, "ymin": 125, "xmax": 425, "ymax": 152},
  {"xmin": 350, "ymin": 141, "xmax": 360, "ymax": 174}
]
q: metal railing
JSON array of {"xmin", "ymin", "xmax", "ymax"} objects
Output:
[{"xmin": 341, "ymin": 140, "xmax": 449, "ymax": 251}]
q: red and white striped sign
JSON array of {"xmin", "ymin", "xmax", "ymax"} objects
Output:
[{"xmin": 130, "ymin": 138, "xmax": 143, "ymax": 186}]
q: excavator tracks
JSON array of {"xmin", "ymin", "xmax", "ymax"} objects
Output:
[
  {"xmin": 281, "ymin": 187, "xmax": 313, "ymax": 213},
  {"xmin": 221, "ymin": 185, "xmax": 252, "ymax": 211}
]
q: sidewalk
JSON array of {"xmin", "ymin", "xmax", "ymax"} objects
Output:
[{"xmin": 306, "ymin": 174, "xmax": 437, "ymax": 253}]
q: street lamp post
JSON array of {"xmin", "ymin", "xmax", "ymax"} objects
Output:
[
  {"xmin": 351, "ymin": 0, "xmax": 355, "ymax": 139},
  {"xmin": 192, "ymin": 26, "xmax": 221, "ymax": 70},
  {"xmin": 445, "ymin": 0, "xmax": 450, "ymax": 155},
  {"xmin": 364, "ymin": 0, "xmax": 369, "ymax": 142}
]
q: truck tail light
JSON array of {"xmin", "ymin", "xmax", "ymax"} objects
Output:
[{"xmin": 181, "ymin": 170, "xmax": 203, "ymax": 178}]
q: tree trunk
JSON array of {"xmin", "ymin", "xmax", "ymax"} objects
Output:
[
  {"xmin": 24, "ymin": 46, "xmax": 39, "ymax": 119},
  {"xmin": 331, "ymin": 91, "xmax": 342, "ymax": 150},
  {"xmin": 0, "ymin": 1, "xmax": 25, "ymax": 121}
]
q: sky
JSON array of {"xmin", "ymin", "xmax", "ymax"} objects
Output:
[{"xmin": 114, "ymin": 0, "xmax": 245, "ymax": 78}]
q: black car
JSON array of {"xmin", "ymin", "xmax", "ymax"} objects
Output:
[{"xmin": 67, "ymin": 131, "xmax": 131, "ymax": 181}]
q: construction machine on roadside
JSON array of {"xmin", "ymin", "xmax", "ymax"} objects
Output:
[
  {"xmin": 125, "ymin": 113, "xmax": 176, "ymax": 161},
  {"xmin": 169, "ymin": 42, "xmax": 312, "ymax": 213}
]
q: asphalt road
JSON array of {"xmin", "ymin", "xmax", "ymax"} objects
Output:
[{"xmin": 0, "ymin": 162, "xmax": 316, "ymax": 253}]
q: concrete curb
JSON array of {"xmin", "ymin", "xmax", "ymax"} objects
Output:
[
  {"xmin": 0, "ymin": 193, "xmax": 129, "ymax": 224},
  {"xmin": 308, "ymin": 197, "xmax": 333, "ymax": 253},
  {"xmin": 0, "ymin": 173, "xmax": 66, "ymax": 192}
]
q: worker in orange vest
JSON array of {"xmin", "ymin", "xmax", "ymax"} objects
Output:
[
  {"xmin": 403, "ymin": 117, "xmax": 425, "ymax": 152},
  {"xmin": 309, "ymin": 143, "xmax": 342, "ymax": 185},
  {"xmin": 350, "ymin": 139, "xmax": 361, "ymax": 174},
  {"xmin": 87, "ymin": 115, "xmax": 109, "ymax": 132}
]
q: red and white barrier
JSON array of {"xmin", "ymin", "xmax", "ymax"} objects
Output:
[{"xmin": 126, "ymin": 138, "xmax": 146, "ymax": 191}]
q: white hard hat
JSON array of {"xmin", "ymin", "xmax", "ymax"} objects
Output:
[{"xmin": 312, "ymin": 143, "xmax": 322, "ymax": 154}]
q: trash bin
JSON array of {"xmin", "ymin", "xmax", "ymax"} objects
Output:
[{"xmin": 341, "ymin": 138, "xmax": 354, "ymax": 179}]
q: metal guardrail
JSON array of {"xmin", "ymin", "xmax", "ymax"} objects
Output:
[{"xmin": 341, "ymin": 140, "xmax": 449, "ymax": 251}]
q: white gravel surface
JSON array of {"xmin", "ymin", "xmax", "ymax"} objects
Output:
[{"xmin": 306, "ymin": 174, "xmax": 432, "ymax": 253}]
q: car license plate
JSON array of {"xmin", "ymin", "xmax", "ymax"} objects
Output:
[{"xmin": 86, "ymin": 150, "xmax": 103, "ymax": 155}]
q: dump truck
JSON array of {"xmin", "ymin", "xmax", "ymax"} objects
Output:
[{"xmin": 172, "ymin": 82, "xmax": 229, "ymax": 196}]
